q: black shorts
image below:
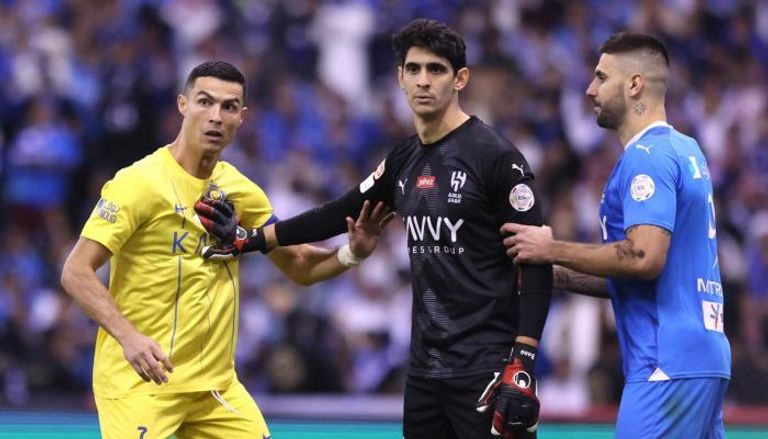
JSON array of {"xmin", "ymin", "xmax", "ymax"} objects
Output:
[{"xmin": 403, "ymin": 372, "xmax": 537, "ymax": 439}]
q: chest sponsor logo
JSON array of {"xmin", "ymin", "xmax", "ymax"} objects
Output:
[
  {"xmin": 171, "ymin": 230, "xmax": 208, "ymax": 255},
  {"xmin": 697, "ymin": 277, "xmax": 723, "ymax": 297},
  {"xmin": 702, "ymin": 300, "xmax": 724, "ymax": 333},
  {"xmin": 416, "ymin": 175, "xmax": 436, "ymax": 189},
  {"xmin": 95, "ymin": 198, "xmax": 119, "ymax": 223},
  {"xmin": 405, "ymin": 216, "xmax": 465, "ymax": 255},
  {"xmin": 449, "ymin": 171, "xmax": 466, "ymax": 204},
  {"xmin": 630, "ymin": 174, "xmax": 655, "ymax": 201},
  {"xmin": 509, "ymin": 184, "xmax": 535, "ymax": 212}
]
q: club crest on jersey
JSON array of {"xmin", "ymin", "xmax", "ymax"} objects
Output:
[
  {"xmin": 630, "ymin": 174, "xmax": 655, "ymax": 201},
  {"xmin": 509, "ymin": 184, "xmax": 535, "ymax": 211},
  {"xmin": 204, "ymin": 182, "xmax": 227, "ymax": 202},
  {"xmin": 416, "ymin": 176, "xmax": 436, "ymax": 189},
  {"xmin": 448, "ymin": 171, "xmax": 466, "ymax": 204},
  {"xmin": 513, "ymin": 371, "xmax": 532, "ymax": 388},
  {"xmin": 95, "ymin": 198, "xmax": 119, "ymax": 223}
]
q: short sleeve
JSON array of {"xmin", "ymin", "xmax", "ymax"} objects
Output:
[
  {"xmin": 81, "ymin": 169, "xmax": 151, "ymax": 254},
  {"xmin": 236, "ymin": 182, "xmax": 276, "ymax": 229},
  {"xmin": 619, "ymin": 144, "xmax": 680, "ymax": 233}
]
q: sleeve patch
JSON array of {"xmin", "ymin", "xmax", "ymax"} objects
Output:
[
  {"xmin": 630, "ymin": 174, "xmax": 655, "ymax": 201},
  {"xmin": 509, "ymin": 184, "xmax": 535, "ymax": 211},
  {"xmin": 95, "ymin": 198, "xmax": 120, "ymax": 223},
  {"xmin": 373, "ymin": 159, "xmax": 386, "ymax": 180}
]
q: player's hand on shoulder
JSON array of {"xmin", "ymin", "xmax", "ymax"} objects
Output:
[
  {"xmin": 118, "ymin": 329, "xmax": 173, "ymax": 385},
  {"xmin": 347, "ymin": 200, "xmax": 394, "ymax": 260},
  {"xmin": 476, "ymin": 343, "xmax": 540, "ymax": 437}
]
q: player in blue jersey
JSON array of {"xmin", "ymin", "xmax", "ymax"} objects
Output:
[{"xmin": 500, "ymin": 32, "xmax": 731, "ymax": 438}]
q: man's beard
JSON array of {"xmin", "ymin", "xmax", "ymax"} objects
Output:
[{"xmin": 595, "ymin": 93, "xmax": 626, "ymax": 130}]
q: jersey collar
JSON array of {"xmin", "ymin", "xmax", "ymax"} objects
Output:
[{"xmin": 624, "ymin": 120, "xmax": 672, "ymax": 150}]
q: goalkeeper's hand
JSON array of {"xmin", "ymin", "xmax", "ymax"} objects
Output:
[
  {"xmin": 194, "ymin": 198, "xmax": 267, "ymax": 260},
  {"xmin": 476, "ymin": 342, "xmax": 540, "ymax": 438}
]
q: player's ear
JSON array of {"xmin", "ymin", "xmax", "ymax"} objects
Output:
[
  {"xmin": 177, "ymin": 94, "xmax": 187, "ymax": 115},
  {"xmin": 454, "ymin": 67, "xmax": 469, "ymax": 91},
  {"xmin": 628, "ymin": 74, "xmax": 644, "ymax": 98},
  {"xmin": 397, "ymin": 65, "xmax": 405, "ymax": 90},
  {"xmin": 239, "ymin": 106, "xmax": 248, "ymax": 125}
]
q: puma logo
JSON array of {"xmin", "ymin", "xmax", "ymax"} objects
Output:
[
  {"xmin": 635, "ymin": 144, "xmax": 652, "ymax": 154},
  {"xmin": 511, "ymin": 163, "xmax": 525, "ymax": 177}
]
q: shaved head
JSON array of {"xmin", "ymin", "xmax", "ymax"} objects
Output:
[{"xmin": 600, "ymin": 32, "xmax": 670, "ymax": 97}]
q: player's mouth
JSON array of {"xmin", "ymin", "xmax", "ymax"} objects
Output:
[
  {"xmin": 204, "ymin": 130, "xmax": 224, "ymax": 141},
  {"xmin": 414, "ymin": 94, "xmax": 434, "ymax": 104}
]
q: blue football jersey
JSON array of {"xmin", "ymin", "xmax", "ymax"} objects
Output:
[{"xmin": 599, "ymin": 122, "xmax": 731, "ymax": 383}]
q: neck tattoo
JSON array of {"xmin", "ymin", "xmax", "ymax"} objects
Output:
[{"xmin": 633, "ymin": 102, "xmax": 647, "ymax": 116}]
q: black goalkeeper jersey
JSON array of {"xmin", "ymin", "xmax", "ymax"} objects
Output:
[{"xmin": 275, "ymin": 116, "xmax": 551, "ymax": 378}]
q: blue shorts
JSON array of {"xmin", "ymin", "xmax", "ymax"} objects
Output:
[{"xmin": 616, "ymin": 377, "xmax": 728, "ymax": 439}]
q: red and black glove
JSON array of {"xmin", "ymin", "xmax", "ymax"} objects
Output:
[
  {"xmin": 194, "ymin": 198, "xmax": 267, "ymax": 260},
  {"xmin": 476, "ymin": 342, "xmax": 540, "ymax": 438}
]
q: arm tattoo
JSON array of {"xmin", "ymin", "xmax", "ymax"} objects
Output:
[
  {"xmin": 554, "ymin": 266, "xmax": 609, "ymax": 298},
  {"xmin": 616, "ymin": 227, "xmax": 645, "ymax": 260},
  {"xmin": 614, "ymin": 240, "xmax": 645, "ymax": 260}
]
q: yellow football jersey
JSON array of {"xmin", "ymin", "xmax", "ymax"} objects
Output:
[{"xmin": 81, "ymin": 146, "xmax": 273, "ymax": 398}]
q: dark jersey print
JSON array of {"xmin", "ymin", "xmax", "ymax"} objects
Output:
[{"xmin": 356, "ymin": 116, "xmax": 550, "ymax": 378}]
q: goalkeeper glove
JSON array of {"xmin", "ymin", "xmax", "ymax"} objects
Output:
[
  {"xmin": 194, "ymin": 198, "xmax": 267, "ymax": 260},
  {"xmin": 476, "ymin": 342, "xmax": 540, "ymax": 438}
]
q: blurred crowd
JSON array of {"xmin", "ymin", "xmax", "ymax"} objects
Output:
[{"xmin": 0, "ymin": 0, "xmax": 767, "ymax": 414}]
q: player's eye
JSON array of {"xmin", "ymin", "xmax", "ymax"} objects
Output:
[
  {"xmin": 428, "ymin": 64, "xmax": 447, "ymax": 74},
  {"xmin": 198, "ymin": 98, "xmax": 211, "ymax": 106},
  {"xmin": 405, "ymin": 64, "xmax": 420, "ymax": 74}
]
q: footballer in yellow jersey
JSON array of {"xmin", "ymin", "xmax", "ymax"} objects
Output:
[
  {"xmin": 82, "ymin": 145, "xmax": 272, "ymax": 398},
  {"xmin": 61, "ymin": 62, "xmax": 390, "ymax": 439}
]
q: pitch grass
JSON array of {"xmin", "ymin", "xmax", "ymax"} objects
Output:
[{"xmin": 0, "ymin": 411, "xmax": 766, "ymax": 438}]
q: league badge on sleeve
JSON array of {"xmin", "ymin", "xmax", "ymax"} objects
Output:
[
  {"xmin": 509, "ymin": 184, "xmax": 535, "ymax": 211},
  {"xmin": 360, "ymin": 159, "xmax": 386, "ymax": 194},
  {"xmin": 630, "ymin": 174, "xmax": 655, "ymax": 201}
]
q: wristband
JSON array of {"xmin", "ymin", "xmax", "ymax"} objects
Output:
[
  {"xmin": 337, "ymin": 243, "xmax": 364, "ymax": 267},
  {"xmin": 511, "ymin": 342, "xmax": 537, "ymax": 372}
]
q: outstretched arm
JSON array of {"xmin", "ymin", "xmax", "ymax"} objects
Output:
[
  {"xmin": 196, "ymin": 184, "xmax": 389, "ymax": 255},
  {"xmin": 60, "ymin": 238, "xmax": 173, "ymax": 384},
  {"xmin": 267, "ymin": 201, "xmax": 393, "ymax": 285},
  {"xmin": 502, "ymin": 223, "xmax": 671, "ymax": 280}
]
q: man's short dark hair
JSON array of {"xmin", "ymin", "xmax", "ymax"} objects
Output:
[
  {"xmin": 600, "ymin": 32, "xmax": 670, "ymax": 67},
  {"xmin": 391, "ymin": 19, "xmax": 467, "ymax": 74},
  {"xmin": 184, "ymin": 61, "xmax": 246, "ymax": 97}
]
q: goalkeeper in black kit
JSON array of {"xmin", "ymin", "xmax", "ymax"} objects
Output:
[{"xmin": 196, "ymin": 19, "xmax": 552, "ymax": 439}]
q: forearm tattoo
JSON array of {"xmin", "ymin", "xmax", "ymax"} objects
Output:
[
  {"xmin": 554, "ymin": 266, "xmax": 608, "ymax": 297},
  {"xmin": 614, "ymin": 240, "xmax": 645, "ymax": 260}
]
